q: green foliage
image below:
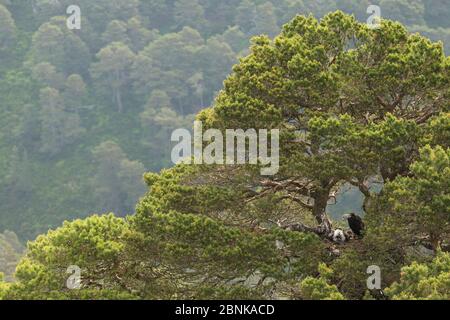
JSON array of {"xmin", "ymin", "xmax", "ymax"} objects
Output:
[
  {"xmin": 0, "ymin": 4, "xmax": 16, "ymax": 52},
  {"xmin": 0, "ymin": 231, "xmax": 24, "ymax": 282},
  {"xmin": 0, "ymin": 1, "xmax": 448, "ymax": 301},
  {"xmin": 1, "ymin": 0, "xmax": 449, "ymax": 243},
  {"xmin": 333, "ymin": 144, "xmax": 449, "ymax": 299},
  {"xmin": 129, "ymin": 209, "xmax": 325, "ymax": 299},
  {"xmin": 90, "ymin": 42, "xmax": 136, "ymax": 113},
  {"xmin": 91, "ymin": 141, "xmax": 147, "ymax": 215},
  {"xmin": 422, "ymin": 112, "xmax": 450, "ymax": 148},
  {"xmin": 385, "ymin": 252, "xmax": 450, "ymax": 300},
  {"xmin": 4, "ymin": 214, "xmax": 134, "ymax": 300},
  {"xmin": 39, "ymin": 87, "xmax": 85, "ymax": 155},
  {"xmin": 126, "ymin": 11, "xmax": 448, "ymax": 300},
  {"xmin": 0, "ymin": 272, "xmax": 11, "ymax": 300},
  {"xmin": 196, "ymin": 11, "xmax": 448, "ymax": 259},
  {"xmin": 369, "ymin": 146, "xmax": 449, "ymax": 251},
  {"xmin": 299, "ymin": 263, "xmax": 345, "ymax": 300}
]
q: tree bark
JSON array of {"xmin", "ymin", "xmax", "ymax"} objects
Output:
[{"xmin": 311, "ymin": 189, "xmax": 333, "ymax": 236}]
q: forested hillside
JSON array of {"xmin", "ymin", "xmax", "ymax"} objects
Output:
[{"xmin": 0, "ymin": 0, "xmax": 449, "ymax": 300}]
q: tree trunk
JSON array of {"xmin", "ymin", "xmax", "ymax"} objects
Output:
[
  {"xmin": 312, "ymin": 190, "xmax": 333, "ymax": 236},
  {"xmin": 116, "ymin": 88, "xmax": 123, "ymax": 113},
  {"xmin": 114, "ymin": 70, "xmax": 124, "ymax": 113}
]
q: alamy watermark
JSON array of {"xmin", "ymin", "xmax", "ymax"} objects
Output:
[
  {"xmin": 66, "ymin": 265, "xmax": 82, "ymax": 289},
  {"xmin": 64, "ymin": 4, "xmax": 381, "ymax": 31},
  {"xmin": 367, "ymin": 265, "xmax": 381, "ymax": 290},
  {"xmin": 367, "ymin": 5, "xmax": 382, "ymax": 29},
  {"xmin": 171, "ymin": 121, "xmax": 280, "ymax": 176},
  {"xmin": 66, "ymin": 5, "xmax": 81, "ymax": 30}
]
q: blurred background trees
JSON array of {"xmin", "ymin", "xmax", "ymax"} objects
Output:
[{"xmin": 0, "ymin": 231, "xmax": 24, "ymax": 282}]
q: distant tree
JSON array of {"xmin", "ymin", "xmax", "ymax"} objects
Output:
[
  {"xmin": 30, "ymin": 0, "xmax": 62, "ymax": 25},
  {"xmin": 252, "ymin": 2, "xmax": 279, "ymax": 38},
  {"xmin": 39, "ymin": 87, "xmax": 84, "ymax": 155},
  {"xmin": 0, "ymin": 4, "xmax": 16, "ymax": 52},
  {"xmin": 335, "ymin": 0, "xmax": 371, "ymax": 22},
  {"xmin": 424, "ymin": 0, "xmax": 450, "ymax": 28},
  {"xmin": 139, "ymin": 0, "xmax": 173, "ymax": 30},
  {"xmin": 118, "ymin": 159, "xmax": 146, "ymax": 211},
  {"xmin": 129, "ymin": 54, "xmax": 159, "ymax": 98},
  {"xmin": 126, "ymin": 16, "xmax": 158, "ymax": 52},
  {"xmin": 45, "ymin": 0, "xmax": 140, "ymax": 32},
  {"xmin": 144, "ymin": 107, "xmax": 191, "ymax": 131},
  {"xmin": 196, "ymin": 38, "xmax": 236, "ymax": 108},
  {"xmin": 235, "ymin": 0, "xmax": 257, "ymax": 34},
  {"xmin": 91, "ymin": 141, "xmax": 146, "ymax": 215},
  {"xmin": 199, "ymin": 0, "xmax": 241, "ymax": 35},
  {"xmin": 145, "ymin": 90, "xmax": 172, "ymax": 110},
  {"xmin": 140, "ymin": 94, "xmax": 195, "ymax": 168},
  {"xmin": 91, "ymin": 141, "xmax": 128, "ymax": 215},
  {"xmin": 101, "ymin": 20, "xmax": 131, "ymax": 47},
  {"xmin": 47, "ymin": 16, "xmax": 92, "ymax": 75},
  {"xmin": 220, "ymin": 26, "xmax": 248, "ymax": 54},
  {"xmin": 174, "ymin": 0, "xmax": 207, "ymax": 31},
  {"xmin": 16, "ymin": 104, "xmax": 41, "ymax": 154},
  {"xmin": 301, "ymin": 0, "xmax": 337, "ymax": 19},
  {"xmin": 29, "ymin": 19, "xmax": 91, "ymax": 75},
  {"xmin": 379, "ymin": 0, "xmax": 426, "ymax": 26},
  {"xmin": 0, "ymin": 230, "xmax": 24, "ymax": 282},
  {"xmin": 131, "ymin": 27, "xmax": 204, "ymax": 112},
  {"xmin": 30, "ymin": 62, "xmax": 65, "ymax": 90},
  {"xmin": 91, "ymin": 42, "xmax": 136, "ymax": 112},
  {"xmin": 29, "ymin": 23, "xmax": 65, "ymax": 68},
  {"xmin": 99, "ymin": 0, "xmax": 140, "ymax": 25},
  {"xmin": 3, "ymin": 146, "xmax": 33, "ymax": 204},
  {"xmin": 64, "ymin": 74, "xmax": 87, "ymax": 110},
  {"xmin": 187, "ymin": 72, "xmax": 206, "ymax": 109},
  {"xmin": 101, "ymin": 17, "xmax": 157, "ymax": 52}
]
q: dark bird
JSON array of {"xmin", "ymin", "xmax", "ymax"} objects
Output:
[{"xmin": 343, "ymin": 213, "xmax": 365, "ymax": 237}]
